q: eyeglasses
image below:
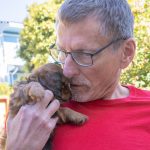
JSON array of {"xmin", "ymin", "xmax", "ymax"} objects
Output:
[{"xmin": 49, "ymin": 38, "xmax": 126, "ymax": 67}]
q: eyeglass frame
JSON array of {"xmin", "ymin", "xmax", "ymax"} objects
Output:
[{"xmin": 49, "ymin": 37, "xmax": 127, "ymax": 67}]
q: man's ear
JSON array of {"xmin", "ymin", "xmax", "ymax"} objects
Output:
[{"xmin": 120, "ymin": 38, "xmax": 136, "ymax": 69}]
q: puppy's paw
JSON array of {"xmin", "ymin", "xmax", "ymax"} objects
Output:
[
  {"xmin": 58, "ymin": 107, "xmax": 88, "ymax": 125},
  {"xmin": 69, "ymin": 112, "xmax": 88, "ymax": 125},
  {"xmin": 27, "ymin": 82, "xmax": 45, "ymax": 102}
]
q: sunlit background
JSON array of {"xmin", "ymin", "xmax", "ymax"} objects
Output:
[
  {"xmin": 0, "ymin": 0, "xmax": 48, "ymax": 136},
  {"xmin": 0, "ymin": 0, "xmax": 149, "ymax": 138}
]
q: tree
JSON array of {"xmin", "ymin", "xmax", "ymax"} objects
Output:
[
  {"xmin": 18, "ymin": 0, "xmax": 150, "ymax": 88},
  {"xmin": 121, "ymin": 0, "xmax": 150, "ymax": 88},
  {"xmin": 18, "ymin": 0, "xmax": 63, "ymax": 72}
]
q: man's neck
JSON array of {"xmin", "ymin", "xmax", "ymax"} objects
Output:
[{"xmin": 110, "ymin": 84, "xmax": 130, "ymax": 100}]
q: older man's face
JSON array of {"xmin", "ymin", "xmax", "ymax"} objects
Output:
[{"xmin": 56, "ymin": 17, "xmax": 122, "ymax": 102}]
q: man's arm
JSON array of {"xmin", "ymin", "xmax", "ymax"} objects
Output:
[{"xmin": 6, "ymin": 90, "xmax": 60, "ymax": 150}]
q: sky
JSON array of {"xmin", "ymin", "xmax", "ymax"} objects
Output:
[{"xmin": 0, "ymin": 0, "xmax": 48, "ymax": 23}]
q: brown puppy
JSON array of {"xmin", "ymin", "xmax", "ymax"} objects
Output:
[{"xmin": 1, "ymin": 63, "xmax": 88, "ymax": 150}]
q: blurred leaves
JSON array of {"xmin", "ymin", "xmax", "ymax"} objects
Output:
[
  {"xmin": 18, "ymin": 0, "xmax": 63, "ymax": 71},
  {"xmin": 0, "ymin": 83, "xmax": 13, "ymax": 96},
  {"xmin": 18, "ymin": 0, "xmax": 150, "ymax": 88},
  {"xmin": 121, "ymin": 0, "xmax": 150, "ymax": 88}
]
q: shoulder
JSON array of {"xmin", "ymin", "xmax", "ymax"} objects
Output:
[{"xmin": 127, "ymin": 85, "xmax": 150, "ymax": 98}]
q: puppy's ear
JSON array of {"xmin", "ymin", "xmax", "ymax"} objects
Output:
[{"xmin": 27, "ymin": 73, "xmax": 38, "ymax": 82}]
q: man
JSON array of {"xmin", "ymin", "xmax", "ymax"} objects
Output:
[{"xmin": 6, "ymin": 0, "xmax": 150, "ymax": 150}]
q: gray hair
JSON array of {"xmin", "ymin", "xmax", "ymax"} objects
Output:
[{"xmin": 57, "ymin": 0, "xmax": 134, "ymax": 39}]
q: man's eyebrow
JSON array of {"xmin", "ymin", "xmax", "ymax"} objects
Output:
[
  {"xmin": 74, "ymin": 49, "xmax": 90, "ymax": 53},
  {"xmin": 56, "ymin": 44, "xmax": 93, "ymax": 53},
  {"xmin": 74, "ymin": 48, "xmax": 96, "ymax": 53}
]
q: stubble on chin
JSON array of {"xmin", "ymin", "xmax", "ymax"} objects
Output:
[
  {"xmin": 71, "ymin": 89, "xmax": 91, "ymax": 102},
  {"xmin": 71, "ymin": 92, "xmax": 82, "ymax": 102},
  {"xmin": 70, "ymin": 77, "xmax": 91, "ymax": 102}
]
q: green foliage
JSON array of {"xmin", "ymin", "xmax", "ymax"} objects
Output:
[
  {"xmin": 18, "ymin": 0, "xmax": 150, "ymax": 88},
  {"xmin": 18, "ymin": 0, "xmax": 63, "ymax": 71},
  {"xmin": 121, "ymin": 0, "xmax": 150, "ymax": 88},
  {"xmin": 0, "ymin": 83, "xmax": 13, "ymax": 96}
]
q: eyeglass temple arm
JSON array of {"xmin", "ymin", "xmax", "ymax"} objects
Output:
[{"xmin": 93, "ymin": 38, "xmax": 127, "ymax": 56}]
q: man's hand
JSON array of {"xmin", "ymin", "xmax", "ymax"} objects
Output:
[{"xmin": 6, "ymin": 90, "xmax": 60, "ymax": 150}]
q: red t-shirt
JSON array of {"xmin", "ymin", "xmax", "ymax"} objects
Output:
[{"xmin": 52, "ymin": 86, "xmax": 150, "ymax": 150}]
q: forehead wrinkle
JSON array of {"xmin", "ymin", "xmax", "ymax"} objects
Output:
[{"xmin": 57, "ymin": 18, "xmax": 110, "ymax": 53}]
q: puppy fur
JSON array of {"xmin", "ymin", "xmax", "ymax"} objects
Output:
[{"xmin": 1, "ymin": 63, "xmax": 88, "ymax": 150}]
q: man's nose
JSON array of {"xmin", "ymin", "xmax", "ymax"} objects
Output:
[{"xmin": 63, "ymin": 55, "xmax": 79, "ymax": 78}]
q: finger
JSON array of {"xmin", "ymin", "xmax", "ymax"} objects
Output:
[
  {"xmin": 49, "ymin": 117, "xmax": 59, "ymax": 132},
  {"xmin": 6, "ymin": 108, "xmax": 22, "ymax": 133},
  {"xmin": 37, "ymin": 90, "xmax": 54, "ymax": 108},
  {"xmin": 6, "ymin": 115, "xmax": 12, "ymax": 132},
  {"xmin": 45, "ymin": 99, "xmax": 60, "ymax": 118}
]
